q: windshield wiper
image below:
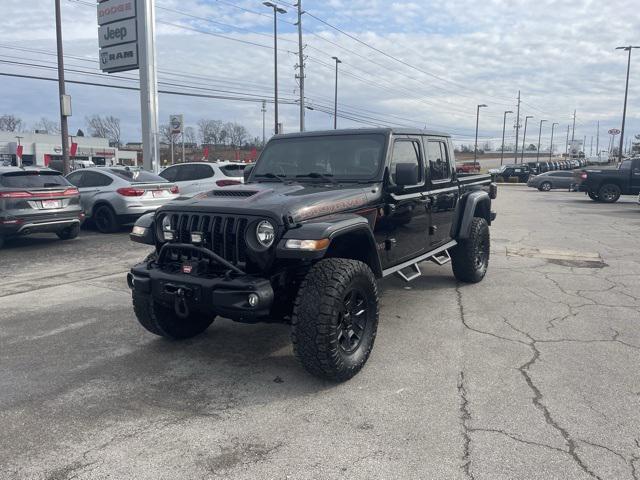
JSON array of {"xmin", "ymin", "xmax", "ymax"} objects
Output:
[
  {"xmin": 254, "ymin": 173, "xmax": 286, "ymax": 183},
  {"xmin": 296, "ymin": 172, "xmax": 338, "ymax": 184}
]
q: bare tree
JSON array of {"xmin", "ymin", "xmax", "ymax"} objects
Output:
[
  {"xmin": 159, "ymin": 124, "xmax": 180, "ymax": 145},
  {"xmin": 86, "ymin": 115, "xmax": 121, "ymax": 147},
  {"xmin": 0, "ymin": 114, "xmax": 23, "ymax": 132},
  {"xmin": 228, "ymin": 122, "xmax": 248, "ymax": 147},
  {"xmin": 33, "ymin": 117, "xmax": 61, "ymax": 134},
  {"xmin": 197, "ymin": 119, "xmax": 224, "ymax": 145},
  {"xmin": 184, "ymin": 126, "xmax": 196, "ymax": 145}
]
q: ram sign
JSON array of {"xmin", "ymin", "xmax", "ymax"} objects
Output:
[{"xmin": 100, "ymin": 43, "xmax": 138, "ymax": 73}]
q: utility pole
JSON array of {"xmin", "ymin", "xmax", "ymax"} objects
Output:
[
  {"xmin": 590, "ymin": 136, "xmax": 593, "ymax": 156},
  {"xmin": 261, "ymin": 100, "xmax": 266, "ymax": 146},
  {"xmin": 182, "ymin": 130, "xmax": 185, "ymax": 163},
  {"xmin": 264, "ymin": 2, "xmax": 287, "ymax": 135},
  {"xmin": 615, "ymin": 46, "xmax": 639, "ymax": 162},
  {"xmin": 513, "ymin": 90, "xmax": 521, "ymax": 164},
  {"xmin": 55, "ymin": 0, "xmax": 70, "ymax": 175},
  {"xmin": 596, "ymin": 120, "xmax": 600, "ymax": 159},
  {"xmin": 500, "ymin": 110, "xmax": 513, "ymax": 166},
  {"xmin": 536, "ymin": 119, "xmax": 547, "ymax": 162},
  {"xmin": 474, "ymin": 104, "xmax": 488, "ymax": 167},
  {"xmin": 571, "ymin": 109, "xmax": 576, "ymax": 142},
  {"xmin": 521, "ymin": 115, "xmax": 533, "ymax": 163},
  {"xmin": 582, "ymin": 135, "xmax": 586, "ymax": 155},
  {"xmin": 549, "ymin": 122, "xmax": 559, "ymax": 161},
  {"xmin": 295, "ymin": 0, "xmax": 305, "ymax": 132},
  {"xmin": 332, "ymin": 56, "xmax": 342, "ymax": 129},
  {"xmin": 565, "ymin": 125, "xmax": 570, "ymax": 156}
]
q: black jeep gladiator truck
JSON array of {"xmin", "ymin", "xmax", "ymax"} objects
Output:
[
  {"xmin": 574, "ymin": 157, "xmax": 640, "ymax": 202},
  {"xmin": 128, "ymin": 128, "xmax": 497, "ymax": 381}
]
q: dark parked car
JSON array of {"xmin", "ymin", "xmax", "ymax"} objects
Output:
[
  {"xmin": 527, "ymin": 171, "xmax": 575, "ymax": 191},
  {"xmin": 0, "ymin": 167, "xmax": 84, "ymax": 249},
  {"xmin": 574, "ymin": 158, "xmax": 640, "ymax": 202},
  {"xmin": 490, "ymin": 164, "xmax": 531, "ymax": 182},
  {"xmin": 127, "ymin": 128, "xmax": 497, "ymax": 381}
]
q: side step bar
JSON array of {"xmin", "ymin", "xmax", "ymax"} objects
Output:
[{"xmin": 382, "ymin": 240, "xmax": 457, "ymax": 282}]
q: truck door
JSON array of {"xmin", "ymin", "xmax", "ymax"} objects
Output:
[
  {"xmin": 381, "ymin": 136, "xmax": 430, "ymax": 266},
  {"xmin": 631, "ymin": 159, "xmax": 640, "ymax": 194},
  {"xmin": 424, "ymin": 138, "xmax": 458, "ymax": 247}
]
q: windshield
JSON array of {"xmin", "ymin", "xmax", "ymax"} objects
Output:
[
  {"xmin": 109, "ymin": 168, "xmax": 167, "ymax": 183},
  {"xmin": 253, "ymin": 134, "xmax": 386, "ymax": 181}
]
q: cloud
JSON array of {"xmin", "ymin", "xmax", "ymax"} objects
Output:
[{"xmin": 0, "ymin": 0, "xmax": 638, "ymax": 149}]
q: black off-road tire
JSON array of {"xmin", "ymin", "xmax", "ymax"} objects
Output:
[
  {"xmin": 587, "ymin": 191, "xmax": 600, "ymax": 202},
  {"xmin": 539, "ymin": 181, "xmax": 552, "ymax": 192},
  {"xmin": 291, "ymin": 258, "xmax": 379, "ymax": 382},
  {"xmin": 132, "ymin": 291, "xmax": 215, "ymax": 339},
  {"xmin": 598, "ymin": 184, "xmax": 621, "ymax": 203},
  {"xmin": 451, "ymin": 217, "xmax": 490, "ymax": 283},
  {"xmin": 56, "ymin": 224, "xmax": 80, "ymax": 240},
  {"xmin": 94, "ymin": 204, "xmax": 120, "ymax": 233}
]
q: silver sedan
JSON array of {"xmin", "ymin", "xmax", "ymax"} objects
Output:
[
  {"xmin": 526, "ymin": 171, "xmax": 575, "ymax": 191},
  {"xmin": 66, "ymin": 167, "xmax": 179, "ymax": 233}
]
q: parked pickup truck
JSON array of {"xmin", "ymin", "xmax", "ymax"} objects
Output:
[
  {"xmin": 456, "ymin": 162, "xmax": 481, "ymax": 174},
  {"xmin": 574, "ymin": 157, "xmax": 640, "ymax": 202},
  {"xmin": 127, "ymin": 128, "xmax": 497, "ymax": 381}
]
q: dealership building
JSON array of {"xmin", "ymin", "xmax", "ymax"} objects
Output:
[{"xmin": 0, "ymin": 132, "xmax": 138, "ymax": 169}]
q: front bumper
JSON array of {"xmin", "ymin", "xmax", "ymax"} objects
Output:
[
  {"xmin": 128, "ymin": 262, "xmax": 274, "ymax": 322},
  {"xmin": 0, "ymin": 214, "xmax": 83, "ymax": 236}
]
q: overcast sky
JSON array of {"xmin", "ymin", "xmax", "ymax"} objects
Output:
[{"xmin": 1, "ymin": 0, "xmax": 639, "ymax": 152}]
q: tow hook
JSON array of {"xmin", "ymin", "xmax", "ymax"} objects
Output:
[{"xmin": 164, "ymin": 284, "xmax": 192, "ymax": 318}]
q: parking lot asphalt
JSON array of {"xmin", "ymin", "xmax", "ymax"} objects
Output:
[{"xmin": 1, "ymin": 186, "xmax": 639, "ymax": 480}]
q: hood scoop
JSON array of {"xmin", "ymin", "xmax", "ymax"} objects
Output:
[{"xmin": 211, "ymin": 190, "xmax": 258, "ymax": 198}]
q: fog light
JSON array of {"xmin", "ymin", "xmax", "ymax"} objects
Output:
[
  {"xmin": 248, "ymin": 293, "xmax": 259, "ymax": 307},
  {"xmin": 191, "ymin": 232, "xmax": 203, "ymax": 244},
  {"xmin": 163, "ymin": 231, "xmax": 174, "ymax": 241},
  {"xmin": 132, "ymin": 226, "xmax": 147, "ymax": 236}
]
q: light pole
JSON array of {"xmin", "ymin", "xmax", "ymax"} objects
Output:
[
  {"xmin": 549, "ymin": 122, "xmax": 559, "ymax": 161},
  {"xmin": 331, "ymin": 56, "xmax": 342, "ymax": 129},
  {"xmin": 500, "ymin": 110, "xmax": 513, "ymax": 166},
  {"xmin": 536, "ymin": 119, "xmax": 547, "ymax": 162},
  {"xmin": 615, "ymin": 46, "xmax": 639, "ymax": 162},
  {"xmin": 474, "ymin": 104, "xmax": 487, "ymax": 167},
  {"xmin": 520, "ymin": 115, "xmax": 533, "ymax": 163},
  {"xmin": 261, "ymin": 100, "xmax": 266, "ymax": 146},
  {"xmin": 263, "ymin": 2, "xmax": 287, "ymax": 135}
]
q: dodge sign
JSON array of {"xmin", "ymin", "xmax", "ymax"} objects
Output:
[{"xmin": 97, "ymin": 0, "xmax": 136, "ymax": 26}]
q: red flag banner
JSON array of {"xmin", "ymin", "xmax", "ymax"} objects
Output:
[
  {"xmin": 16, "ymin": 145, "xmax": 23, "ymax": 160},
  {"xmin": 70, "ymin": 142, "xmax": 78, "ymax": 157},
  {"xmin": 203, "ymin": 147, "xmax": 209, "ymax": 159}
]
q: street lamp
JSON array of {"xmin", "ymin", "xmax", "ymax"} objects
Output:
[
  {"xmin": 331, "ymin": 56, "xmax": 342, "ymax": 129},
  {"xmin": 549, "ymin": 122, "xmax": 559, "ymax": 161},
  {"xmin": 536, "ymin": 119, "xmax": 547, "ymax": 162},
  {"xmin": 520, "ymin": 115, "xmax": 533, "ymax": 164},
  {"xmin": 500, "ymin": 110, "xmax": 513, "ymax": 166},
  {"xmin": 474, "ymin": 104, "xmax": 487, "ymax": 167},
  {"xmin": 263, "ymin": 2, "xmax": 287, "ymax": 135},
  {"xmin": 615, "ymin": 46, "xmax": 639, "ymax": 162}
]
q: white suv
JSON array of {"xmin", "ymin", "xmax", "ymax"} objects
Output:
[{"xmin": 158, "ymin": 161, "xmax": 248, "ymax": 195}]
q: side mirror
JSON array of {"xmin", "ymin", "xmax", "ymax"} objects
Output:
[
  {"xmin": 243, "ymin": 165, "xmax": 254, "ymax": 183},
  {"xmin": 395, "ymin": 163, "xmax": 419, "ymax": 187}
]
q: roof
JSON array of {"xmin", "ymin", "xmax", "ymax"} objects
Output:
[
  {"xmin": 0, "ymin": 166, "xmax": 60, "ymax": 175},
  {"xmin": 272, "ymin": 127, "xmax": 451, "ymax": 139}
]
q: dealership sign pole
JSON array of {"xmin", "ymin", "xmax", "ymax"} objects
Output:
[
  {"xmin": 97, "ymin": 0, "xmax": 159, "ymax": 173},
  {"xmin": 170, "ymin": 115, "xmax": 183, "ymax": 164}
]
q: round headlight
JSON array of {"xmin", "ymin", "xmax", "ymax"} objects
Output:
[
  {"xmin": 161, "ymin": 215, "xmax": 172, "ymax": 231},
  {"xmin": 256, "ymin": 220, "xmax": 275, "ymax": 248}
]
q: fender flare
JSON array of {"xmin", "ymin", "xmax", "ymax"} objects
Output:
[
  {"xmin": 276, "ymin": 214, "xmax": 383, "ymax": 277},
  {"xmin": 453, "ymin": 190, "xmax": 491, "ymax": 240}
]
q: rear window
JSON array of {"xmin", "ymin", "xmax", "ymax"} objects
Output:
[
  {"xmin": 0, "ymin": 171, "xmax": 69, "ymax": 188},
  {"xmin": 109, "ymin": 169, "xmax": 167, "ymax": 183},
  {"xmin": 220, "ymin": 164, "xmax": 247, "ymax": 177}
]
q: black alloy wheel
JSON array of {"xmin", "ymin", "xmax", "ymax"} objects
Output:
[
  {"xmin": 94, "ymin": 205, "xmax": 119, "ymax": 233},
  {"xmin": 598, "ymin": 184, "xmax": 621, "ymax": 203},
  {"xmin": 337, "ymin": 288, "xmax": 369, "ymax": 354}
]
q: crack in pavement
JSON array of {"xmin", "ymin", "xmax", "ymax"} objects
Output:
[{"xmin": 457, "ymin": 371, "xmax": 475, "ymax": 480}]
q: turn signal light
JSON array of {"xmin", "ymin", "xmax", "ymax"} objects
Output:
[
  {"xmin": 580, "ymin": 172, "xmax": 588, "ymax": 180},
  {"xmin": 170, "ymin": 185, "xmax": 179, "ymax": 194},
  {"xmin": 284, "ymin": 238, "xmax": 330, "ymax": 251}
]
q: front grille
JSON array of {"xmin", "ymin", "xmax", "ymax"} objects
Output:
[
  {"xmin": 163, "ymin": 212, "xmax": 250, "ymax": 266},
  {"xmin": 212, "ymin": 190, "xmax": 257, "ymax": 197}
]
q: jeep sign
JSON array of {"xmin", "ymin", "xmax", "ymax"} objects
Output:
[
  {"xmin": 97, "ymin": 0, "xmax": 136, "ymax": 26},
  {"xmin": 99, "ymin": 43, "xmax": 138, "ymax": 73},
  {"xmin": 99, "ymin": 18, "xmax": 136, "ymax": 48}
]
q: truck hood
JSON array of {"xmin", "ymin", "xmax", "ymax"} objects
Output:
[{"xmin": 159, "ymin": 182, "xmax": 382, "ymax": 224}]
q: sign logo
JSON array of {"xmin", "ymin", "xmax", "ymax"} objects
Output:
[
  {"xmin": 170, "ymin": 115, "xmax": 184, "ymax": 135},
  {"xmin": 608, "ymin": 128, "xmax": 621, "ymax": 136},
  {"xmin": 182, "ymin": 264, "xmax": 193, "ymax": 274},
  {"xmin": 97, "ymin": 0, "xmax": 136, "ymax": 26}
]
